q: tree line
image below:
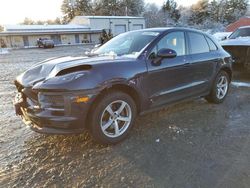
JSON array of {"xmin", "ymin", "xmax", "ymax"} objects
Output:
[
  {"xmin": 61, "ymin": 0, "xmax": 248, "ymax": 31},
  {"xmin": 11, "ymin": 0, "xmax": 248, "ymax": 32},
  {"xmin": 61, "ymin": 0, "xmax": 144, "ymax": 23},
  {"xmin": 143, "ymin": 0, "xmax": 248, "ymax": 31},
  {"xmin": 21, "ymin": 17, "xmax": 62, "ymax": 25}
]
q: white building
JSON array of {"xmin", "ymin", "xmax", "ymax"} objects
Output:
[
  {"xmin": 70, "ymin": 16, "xmax": 146, "ymax": 36},
  {"xmin": 0, "ymin": 16, "xmax": 146, "ymax": 48},
  {"xmin": 0, "ymin": 24, "xmax": 101, "ymax": 48},
  {"xmin": 247, "ymin": 3, "xmax": 250, "ymax": 16}
]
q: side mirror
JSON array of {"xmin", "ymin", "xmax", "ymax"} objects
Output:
[{"xmin": 157, "ymin": 48, "xmax": 177, "ymax": 59}]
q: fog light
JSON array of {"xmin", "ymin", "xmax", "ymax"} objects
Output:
[{"xmin": 75, "ymin": 96, "xmax": 89, "ymax": 103}]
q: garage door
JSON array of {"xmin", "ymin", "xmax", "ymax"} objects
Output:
[
  {"xmin": 51, "ymin": 35, "xmax": 62, "ymax": 45},
  {"xmin": 132, "ymin": 24, "xmax": 143, "ymax": 31},
  {"xmin": 114, "ymin": 25, "xmax": 126, "ymax": 35}
]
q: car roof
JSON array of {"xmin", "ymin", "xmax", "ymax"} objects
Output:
[
  {"xmin": 238, "ymin": 25, "xmax": 250, "ymax": 29},
  {"xmin": 139, "ymin": 27, "xmax": 221, "ymax": 49},
  {"xmin": 139, "ymin": 27, "xmax": 205, "ymax": 34}
]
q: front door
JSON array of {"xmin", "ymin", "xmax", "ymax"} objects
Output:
[
  {"xmin": 23, "ymin": 36, "xmax": 29, "ymax": 47},
  {"xmin": 75, "ymin": 34, "xmax": 80, "ymax": 43},
  {"xmin": 145, "ymin": 31, "xmax": 193, "ymax": 108}
]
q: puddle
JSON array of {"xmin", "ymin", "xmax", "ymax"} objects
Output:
[{"xmin": 231, "ymin": 81, "xmax": 250, "ymax": 88}]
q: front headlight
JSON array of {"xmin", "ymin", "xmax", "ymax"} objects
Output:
[{"xmin": 45, "ymin": 72, "xmax": 85, "ymax": 84}]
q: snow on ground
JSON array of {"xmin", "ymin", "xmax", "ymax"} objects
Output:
[
  {"xmin": 0, "ymin": 48, "xmax": 9, "ymax": 54},
  {"xmin": 1, "ymin": 46, "xmax": 250, "ymax": 188},
  {"xmin": 231, "ymin": 81, "xmax": 250, "ymax": 88}
]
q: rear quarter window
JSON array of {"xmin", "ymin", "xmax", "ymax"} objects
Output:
[
  {"xmin": 205, "ymin": 36, "xmax": 218, "ymax": 51},
  {"xmin": 188, "ymin": 32, "xmax": 210, "ymax": 54}
]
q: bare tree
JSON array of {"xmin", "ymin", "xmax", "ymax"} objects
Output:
[
  {"xmin": 143, "ymin": 3, "xmax": 165, "ymax": 28},
  {"xmin": 0, "ymin": 25, "xmax": 4, "ymax": 32}
]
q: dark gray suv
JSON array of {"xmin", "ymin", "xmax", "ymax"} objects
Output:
[{"xmin": 14, "ymin": 28, "xmax": 232, "ymax": 144}]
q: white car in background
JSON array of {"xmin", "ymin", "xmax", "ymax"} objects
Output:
[
  {"xmin": 213, "ymin": 32, "xmax": 232, "ymax": 41},
  {"xmin": 220, "ymin": 26, "xmax": 250, "ymax": 69}
]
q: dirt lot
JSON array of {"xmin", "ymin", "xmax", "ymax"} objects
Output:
[{"xmin": 0, "ymin": 46, "xmax": 250, "ymax": 188}]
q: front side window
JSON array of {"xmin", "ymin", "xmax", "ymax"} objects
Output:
[
  {"xmin": 156, "ymin": 32, "xmax": 186, "ymax": 56},
  {"xmin": 229, "ymin": 28, "xmax": 250, "ymax": 39},
  {"xmin": 188, "ymin": 32, "xmax": 210, "ymax": 54}
]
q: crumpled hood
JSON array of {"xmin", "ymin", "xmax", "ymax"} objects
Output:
[
  {"xmin": 16, "ymin": 55, "xmax": 132, "ymax": 87},
  {"xmin": 220, "ymin": 37, "xmax": 250, "ymax": 46}
]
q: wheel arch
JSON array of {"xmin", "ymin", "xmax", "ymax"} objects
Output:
[
  {"xmin": 100, "ymin": 84, "xmax": 141, "ymax": 113},
  {"xmin": 86, "ymin": 83, "xmax": 142, "ymax": 128},
  {"xmin": 220, "ymin": 67, "xmax": 232, "ymax": 82}
]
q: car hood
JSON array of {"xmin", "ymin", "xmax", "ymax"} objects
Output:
[
  {"xmin": 220, "ymin": 37, "xmax": 250, "ymax": 46},
  {"xmin": 16, "ymin": 55, "xmax": 135, "ymax": 87}
]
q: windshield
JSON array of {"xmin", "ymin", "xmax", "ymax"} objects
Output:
[
  {"xmin": 229, "ymin": 28, "xmax": 250, "ymax": 39},
  {"xmin": 93, "ymin": 30, "xmax": 160, "ymax": 58}
]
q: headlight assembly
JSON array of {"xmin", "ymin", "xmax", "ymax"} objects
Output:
[{"xmin": 45, "ymin": 72, "xmax": 85, "ymax": 84}]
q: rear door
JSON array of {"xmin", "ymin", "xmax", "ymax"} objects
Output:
[{"xmin": 187, "ymin": 32, "xmax": 218, "ymax": 94}]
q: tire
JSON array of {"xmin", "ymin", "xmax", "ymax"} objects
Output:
[
  {"xmin": 89, "ymin": 91, "xmax": 137, "ymax": 144},
  {"xmin": 205, "ymin": 71, "xmax": 230, "ymax": 104}
]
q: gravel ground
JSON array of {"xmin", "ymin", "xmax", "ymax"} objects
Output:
[{"xmin": 0, "ymin": 46, "xmax": 250, "ymax": 188}]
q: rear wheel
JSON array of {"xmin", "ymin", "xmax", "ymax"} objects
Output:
[
  {"xmin": 205, "ymin": 71, "xmax": 230, "ymax": 104},
  {"xmin": 89, "ymin": 91, "xmax": 136, "ymax": 144}
]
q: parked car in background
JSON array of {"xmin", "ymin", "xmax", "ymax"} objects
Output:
[
  {"xmin": 14, "ymin": 28, "xmax": 232, "ymax": 144},
  {"xmin": 213, "ymin": 32, "xmax": 232, "ymax": 41},
  {"xmin": 220, "ymin": 26, "xmax": 250, "ymax": 69},
  {"xmin": 37, "ymin": 38, "xmax": 54, "ymax": 48}
]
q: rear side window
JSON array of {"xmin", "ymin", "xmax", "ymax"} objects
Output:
[
  {"xmin": 205, "ymin": 36, "xmax": 218, "ymax": 51},
  {"xmin": 188, "ymin": 32, "xmax": 210, "ymax": 54}
]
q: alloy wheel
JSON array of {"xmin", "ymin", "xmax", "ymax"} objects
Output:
[
  {"xmin": 100, "ymin": 100, "xmax": 132, "ymax": 138},
  {"xmin": 216, "ymin": 75, "xmax": 228, "ymax": 100}
]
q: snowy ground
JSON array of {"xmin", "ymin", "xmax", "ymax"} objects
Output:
[
  {"xmin": 0, "ymin": 48, "xmax": 9, "ymax": 55},
  {"xmin": 0, "ymin": 46, "xmax": 250, "ymax": 188}
]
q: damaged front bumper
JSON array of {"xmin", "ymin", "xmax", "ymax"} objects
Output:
[{"xmin": 14, "ymin": 87, "xmax": 97, "ymax": 134}]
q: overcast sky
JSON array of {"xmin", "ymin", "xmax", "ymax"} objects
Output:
[{"xmin": 0, "ymin": 0, "xmax": 198, "ymax": 25}]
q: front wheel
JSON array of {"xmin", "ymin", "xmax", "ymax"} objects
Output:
[
  {"xmin": 205, "ymin": 71, "xmax": 230, "ymax": 104},
  {"xmin": 89, "ymin": 91, "xmax": 137, "ymax": 144}
]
